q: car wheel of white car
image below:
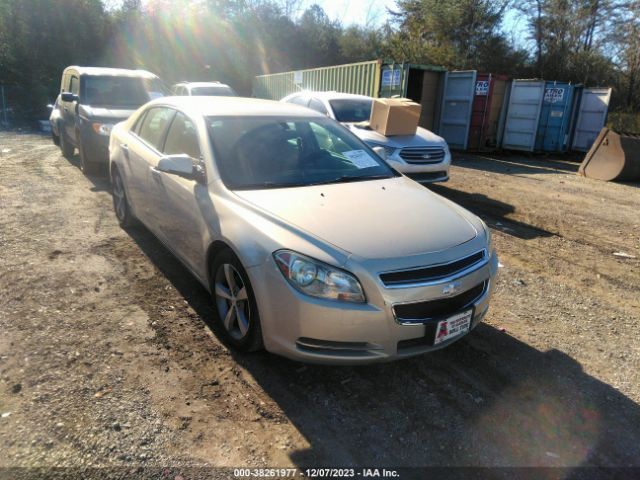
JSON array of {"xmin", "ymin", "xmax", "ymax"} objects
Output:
[
  {"xmin": 111, "ymin": 168, "xmax": 136, "ymax": 227},
  {"xmin": 212, "ymin": 249, "xmax": 263, "ymax": 351}
]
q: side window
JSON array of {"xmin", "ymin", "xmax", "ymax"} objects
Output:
[
  {"xmin": 309, "ymin": 98, "xmax": 328, "ymax": 115},
  {"xmin": 69, "ymin": 76, "xmax": 79, "ymax": 95},
  {"xmin": 132, "ymin": 111, "xmax": 148, "ymax": 135},
  {"xmin": 138, "ymin": 107, "xmax": 174, "ymax": 150},
  {"xmin": 163, "ymin": 112, "xmax": 201, "ymax": 159},
  {"xmin": 173, "ymin": 86, "xmax": 183, "ymax": 96},
  {"xmin": 288, "ymin": 95, "xmax": 309, "ymax": 107},
  {"xmin": 61, "ymin": 74, "xmax": 69, "ymax": 93}
]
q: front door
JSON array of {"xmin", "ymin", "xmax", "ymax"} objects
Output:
[
  {"xmin": 63, "ymin": 74, "xmax": 80, "ymax": 142},
  {"xmin": 150, "ymin": 111, "xmax": 208, "ymax": 277}
]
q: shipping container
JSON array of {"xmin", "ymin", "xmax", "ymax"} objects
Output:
[
  {"xmin": 571, "ymin": 87, "xmax": 612, "ymax": 151},
  {"xmin": 467, "ymin": 74, "xmax": 510, "ymax": 151},
  {"xmin": 253, "ymin": 61, "xmax": 447, "ymax": 132},
  {"xmin": 437, "ymin": 71, "xmax": 477, "ymax": 150},
  {"xmin": 535, "ymin": 81, "xmax": 575, "ymax": 152},
  {"xmin": 501, "ymin": 80, "xmax": 546, "ymax": 151}
]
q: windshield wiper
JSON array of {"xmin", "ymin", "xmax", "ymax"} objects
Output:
[{"xmin": 308, "ymin": 174, "xmax": 391, "ymax": 186}]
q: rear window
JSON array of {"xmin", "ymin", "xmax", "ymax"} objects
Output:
[
  {"xmin": 82, "ymin": 76, "xmax": 165, "ymax": 108},
  {"xmin": 329, "ymin": 98, "xmax": 372, "ymax": 123}
]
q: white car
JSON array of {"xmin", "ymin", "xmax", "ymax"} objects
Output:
[
  {"xmin": 172, "ymin": 81, "xmax": 237, "ymax": 97},
  {"xmin": 282, "ymin": 91, "xmax": 451, "ymax": 183}
]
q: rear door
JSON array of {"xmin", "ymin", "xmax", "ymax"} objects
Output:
[
  {"xmin": 438, "ymin": 71, "xmax": 477, "ymax": 150},
  {"xmin": 127, "ymin": 106, "xmax": 175, "ymax": 228},
  {"xmin": 501, "ymin": 80, "xmax": 545, "ymax": 151},
  {"xmin": 571, "ymin": 88, "xmax": 612, "ymax": 152}
]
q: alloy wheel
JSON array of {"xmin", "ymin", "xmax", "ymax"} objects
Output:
[
  {"xmin": 214, "ymin": 263, "xmax": 251, "ymax": 341},
  {"xmin": 112, "ymin": 172, "xmax": 127, "ymax": 222}
]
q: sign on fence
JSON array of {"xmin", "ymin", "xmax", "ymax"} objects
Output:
[{"xmin": 381, "ymin": 69, "xmax": 401, "ymax": 87}]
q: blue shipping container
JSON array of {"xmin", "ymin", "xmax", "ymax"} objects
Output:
[{"xmin": 535, "ymin": 82, "xmax": 575, "ymax": 152}]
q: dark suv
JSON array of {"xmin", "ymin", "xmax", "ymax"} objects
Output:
[{"xmin": 50, "ymin": 66, "xmax": 168, "ymax": 174}]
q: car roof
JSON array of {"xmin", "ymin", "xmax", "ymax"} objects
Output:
[
  {"xmin": 64, "ymin": 66, "xmax": 158, "ymax": 78},
  {"xmin": 287, "ymin": 91, "xmax": 373, "ymax": 102},
  {"xmin": 146, "ymin": 96, "xmax": 325, "ymax": 118},
  {"xmin": 175, "ymin": 82, "xmax": 230, "ymax": 88}
]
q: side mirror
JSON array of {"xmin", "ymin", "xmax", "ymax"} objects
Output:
[
  {"xmin": 61, "ymin": 92, "xmax": 78, "ymax": 102},
  {"xmin": 157, "ymin": 154, "xmax": 206, "ymax": 183},
  {"xmin": 372, "ymin": 146, "xmax": 387, "ymax": 160}
]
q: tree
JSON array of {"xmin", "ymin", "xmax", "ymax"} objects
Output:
[{"xmin": 388, "ymin": 0, "xmax": 513, "ymax": 70}]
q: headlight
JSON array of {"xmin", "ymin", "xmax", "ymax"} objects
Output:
[
  {"xmin": 92, "ymin": 123, "xmax": 114, "ymax": 136},
  {"xmin": 273, "ymin": 250, "xmax": 365, "ymax": 303},
  {"xmin": 482, "ymin": 221, "xmax": 495, "ymax": 256},
  {"xmin": 366, "ymin": 142, "xmax": 397, "ymax": 158}
]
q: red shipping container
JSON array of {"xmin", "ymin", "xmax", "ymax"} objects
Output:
[{"xmin": 468, "ymin": 74, "xmax": 510, "ymax": 151}]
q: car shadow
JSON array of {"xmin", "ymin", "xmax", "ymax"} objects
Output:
[
  {"xmin": 62, "ymin": 152, "xmax": 111, "ymax": 192},
  {"xmin": 121, "ymin": 224, "xmax": 640, "ymax": 472},
  {"xmin": 428, "ymin": 184, "xmax": 555, "ymax": 241}
]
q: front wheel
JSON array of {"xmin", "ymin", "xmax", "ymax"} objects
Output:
[
  {"xmin": 79, "ymin": 141, "xmax": 98, "ymax": 175},
  {"xmin": 211, "ymin": 249, "xmax": 263, "ymax": 351},
  {"xmin": 59, "ymin": 127, "xmax": 74, "ymax": 159},
  {"xmin": 111, "ymin": 168, "xmax": 136, "ymax": 227}
]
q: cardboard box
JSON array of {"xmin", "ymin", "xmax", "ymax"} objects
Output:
[{"xmin": 369, "ymin": 98, "xmax": 422, "ymax": 136}]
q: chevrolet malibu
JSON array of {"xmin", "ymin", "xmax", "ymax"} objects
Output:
[{"xmin": 109, "ymin": 97, "xmax": 498, "ymax": 364}]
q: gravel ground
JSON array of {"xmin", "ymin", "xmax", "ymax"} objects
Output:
[{"xmin": 0, "ymin": 132, "xmax": 639, "ymax": 478}]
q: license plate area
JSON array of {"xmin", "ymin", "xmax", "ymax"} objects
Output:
[{"xmin": 433, "ymin": 309, "xmax": 473, "ymax": 346}]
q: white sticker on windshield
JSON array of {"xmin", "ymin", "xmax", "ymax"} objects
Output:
[{"xmin": 342, "ymin": 150, "xmax": 379, "ymax": 169}]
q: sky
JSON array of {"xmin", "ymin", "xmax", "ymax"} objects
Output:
[{"xmin": 317, "ymin": 0, "xmax": 398, "ymax": 27}]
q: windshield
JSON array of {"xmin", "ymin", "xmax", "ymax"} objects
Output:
[
  {"xmin": 329, "ymin": 98, "xmax": 372, "ymax": 123},
  {"xmin": 82, "ymin": 76, "xmax": 165, "ymax": 107},
  {"xmin": 207, "ymin": 116, "xmax": 396, "ymax": 190},
  {"xmin": 191, "ymin": 86, "xmax": 237, "ymax": 96}
]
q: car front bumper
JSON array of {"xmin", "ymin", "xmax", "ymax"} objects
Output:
[
  {"xmin": 79, "ymin": 121, "xmax": 114, "ymax": 165},
  {"xmin": 385, "ymin": 151, "xmax": 451, "ymax": 183},
  {"xmin": 248, "ymin": 249, "xmax": 498, "ymax": 365}
]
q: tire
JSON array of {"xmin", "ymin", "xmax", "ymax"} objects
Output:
[
  {"xmin": 111, "ymin": 167, "xmax": 136, "ymax": 228},
  {"xmin": 59, "ymin": 127, "xmax": 74, "ymax": 159},
  {"xmin": 52, "ymin": 131, "xmax": 60, "ymax": 146},
  {"xmin": 79, "ymin": 140, "xmax": 98, "ymax": 175},
  {"xmin": 210, "ymin": 249, "xmax": 263, "ymax": 352}
]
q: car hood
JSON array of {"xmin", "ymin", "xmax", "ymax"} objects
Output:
[
  {"xmin": 234, "ymin": 176, "xmax": 478, "ymax": 259},
  {"xmin": 345, "ymin": 124, "xmax": 447, "ymax": 148},
  {"xmin": 79, "ymin": 105, "xmax": 138, "ymax": 121}
]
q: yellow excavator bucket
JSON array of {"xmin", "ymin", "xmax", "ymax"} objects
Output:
[{"xmin": 579, "ymin": 128, "xmax": 640, "ymax": 182}]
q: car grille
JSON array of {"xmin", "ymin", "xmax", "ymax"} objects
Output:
[
  {"xmin": 393, "ymin": 281, "xmax": 487, "ymax": 324},
  {"xmin": 380, "ymin": 251, "xmax": 486, "ymax": 287},
  {"xmin": 399, "ymin": 146, "xmax": 446, "ymax": 164}
]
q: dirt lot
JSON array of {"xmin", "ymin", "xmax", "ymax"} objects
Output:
[{"xmin": 1, "ymin": 132, "xmax": 639, "ymax": 476}]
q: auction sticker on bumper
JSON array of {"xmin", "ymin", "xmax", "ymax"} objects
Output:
[{"xmin": 433, "ymin": 310, "xmax": 472, "ymax": 345}]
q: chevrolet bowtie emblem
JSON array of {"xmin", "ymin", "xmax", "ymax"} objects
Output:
[{"xmin": 442, "ymin": 282, "xmax": 461, "ymax": 295}]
